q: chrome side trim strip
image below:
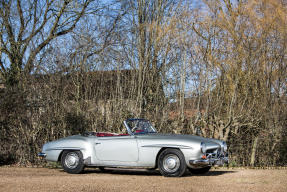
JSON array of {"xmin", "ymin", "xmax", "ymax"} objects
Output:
[
  {"xmin": 141, "ymin": 144, "xmax": 193, "ymax": 149},
  {"xmin": 46, "ymin": 147, "xmax": 85, "ymax": 151}
]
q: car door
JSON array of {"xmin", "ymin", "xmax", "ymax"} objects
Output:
[{"xmin": 94, "ymin": 135, "xmax": 139, "ymax": 162}]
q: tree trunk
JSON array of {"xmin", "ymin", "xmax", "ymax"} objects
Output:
[{"xmin": 250, "ymin": 136, "xmax": 259, "ymax": 166}]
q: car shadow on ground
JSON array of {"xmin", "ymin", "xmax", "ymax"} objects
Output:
[
  {"xmin": 75, "ymin": 168, "xmax": 236, "ymax": 177},
  {"xmin": 199, "ymin": 170, "xmax": 236, "ymax": 176},
  {"xmin": 82, "ymin": 168, "xmax": 161, "ymax": 176}
]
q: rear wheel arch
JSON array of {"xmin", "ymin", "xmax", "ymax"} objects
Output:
[
  {"xmin": 58, "ymin": 149, "xmax": 84, "ymax": 162},
  {"xmin": 60, "ymin": 150, "xmax": 85, "ymax": 174}
]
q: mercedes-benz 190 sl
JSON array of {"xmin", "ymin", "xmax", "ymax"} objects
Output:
[{"xmin": 38, "ymin": 118, "xmax": 228, "ymax": 177}]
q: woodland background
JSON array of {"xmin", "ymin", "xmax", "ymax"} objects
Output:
[{"xmin": 0, "ymin": 0, "xmax": 286, "ymax": 167}]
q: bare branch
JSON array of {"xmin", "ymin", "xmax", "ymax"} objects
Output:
[
  {"xmin": 17, "ymin": 0, "xmax": 25, "ymax": 41},
  {"xmin": 24, "ymin": 0, "xmax": 92, "ymax": 74}
]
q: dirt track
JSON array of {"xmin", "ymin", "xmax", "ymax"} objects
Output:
[{"xmin": 0, "ymin": 167, "xmax": 286, "ymax": 192}]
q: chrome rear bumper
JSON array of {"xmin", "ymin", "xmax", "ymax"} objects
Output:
[
  {"xmin": 38, "ymin": 152, "xmax": 47, "ymax": 158},
  {"xmin": 189, "ymin": 156, "xmax": 229, "ymax": 166}
]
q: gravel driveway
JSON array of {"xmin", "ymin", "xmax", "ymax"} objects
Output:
[{"xmin": 0, "ymin": 167, "xmax": 286, "ymax": 192}]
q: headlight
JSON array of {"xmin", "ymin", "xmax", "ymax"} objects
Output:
[
  {"xmin": 200, "ymin": 142, "xmax": 207, "ymax": 154},
  {"xmin": 222, "ymin": 141, "xmax": 227, "ymax": 152}
]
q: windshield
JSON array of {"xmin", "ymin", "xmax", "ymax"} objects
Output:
[{"xmin": 125, "ymin": 119, "xmax": 157, "ymax": 134}]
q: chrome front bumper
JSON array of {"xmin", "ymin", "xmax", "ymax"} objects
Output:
[
  {"xmin": 189, "ymin": 156, "xmax": 229, "ymax": 166},
  {"xmin": 38, "ymin": 152, "xmax": 47, "ymax": 158}
]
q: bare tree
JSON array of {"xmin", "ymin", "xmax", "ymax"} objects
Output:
[{"xmin": 0, "ymin": 0, "xmax": 93, "ymax": 86}]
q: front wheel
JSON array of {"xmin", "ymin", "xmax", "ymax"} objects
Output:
[
  {"xmin": 158, "ymin": 148, "xmax": 186, "ymax": 177},
  {"xmin": 188, "ymin": 166, "xmax": 211, "ymax": 174},
  {"xmin": 61, "ymin": 150, "xmax": 85, "ymax": 174}
]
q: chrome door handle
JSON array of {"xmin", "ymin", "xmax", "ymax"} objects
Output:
[{"xmin": 95, "ymin": 142, "xmax": 101, "ymax": 145}]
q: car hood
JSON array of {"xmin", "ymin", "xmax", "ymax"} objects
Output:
[{"xmin": 136, "ymin": 133, "xmax": 222, "ymax": 150}]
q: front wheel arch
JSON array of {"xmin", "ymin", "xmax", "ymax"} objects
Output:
[
  {"xmin": 155, "ymin": 147, "xmax": 183, "ymax": 168},
  {"xmin": 157, "ymin": 148, "xmax": 187, "ymax": 177},
  {"xmin": 155, "ymin": 147, "xmax": 168, "ymax": 169}
]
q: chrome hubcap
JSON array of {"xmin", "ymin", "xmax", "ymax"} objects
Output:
[
  {"xmin": 65, "ymin": 152, "xmax": 79, "ymax": 169},
  {"xmin": 163, "ymin": 154, "xmax": 180, "ymax": 173}
]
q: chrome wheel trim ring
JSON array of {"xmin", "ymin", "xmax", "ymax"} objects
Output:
[
  {"xmin": 65, "ymin": 152, "xmax": 79, "ymax": 169},
  {"xmin": 162, "ymin": 154, "xmax": 180, "ymax": 173}
]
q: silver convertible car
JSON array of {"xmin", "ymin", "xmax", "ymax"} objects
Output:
[{"xmin": 38, "ymin": 119, "xmax": 228, "ymax": 177}]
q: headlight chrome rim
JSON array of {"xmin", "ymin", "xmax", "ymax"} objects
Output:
[{"xmin": 200, "ymin": 142, "xmax": 207, "ymax": 154}]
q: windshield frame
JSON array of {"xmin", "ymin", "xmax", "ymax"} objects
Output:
[{"xmin": 123, "ymin": 119, "xmax": 157, "ymax": 135}]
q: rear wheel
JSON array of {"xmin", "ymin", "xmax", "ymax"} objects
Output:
[
  {"xmin": 188, "ymin": 166, "xmax": 211, "ymax": 174},
  {"xmin": 158, "ymin": 148, "xmax": 186, "ymax": 177},
  {"xmin": 61, "ymin": 151, "xmax": 85, "ymax": 174}
]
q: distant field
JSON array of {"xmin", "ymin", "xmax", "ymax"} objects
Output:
[{"xmin": 0, "ymin": 167, "xmax": 286, "ymax": 192}]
